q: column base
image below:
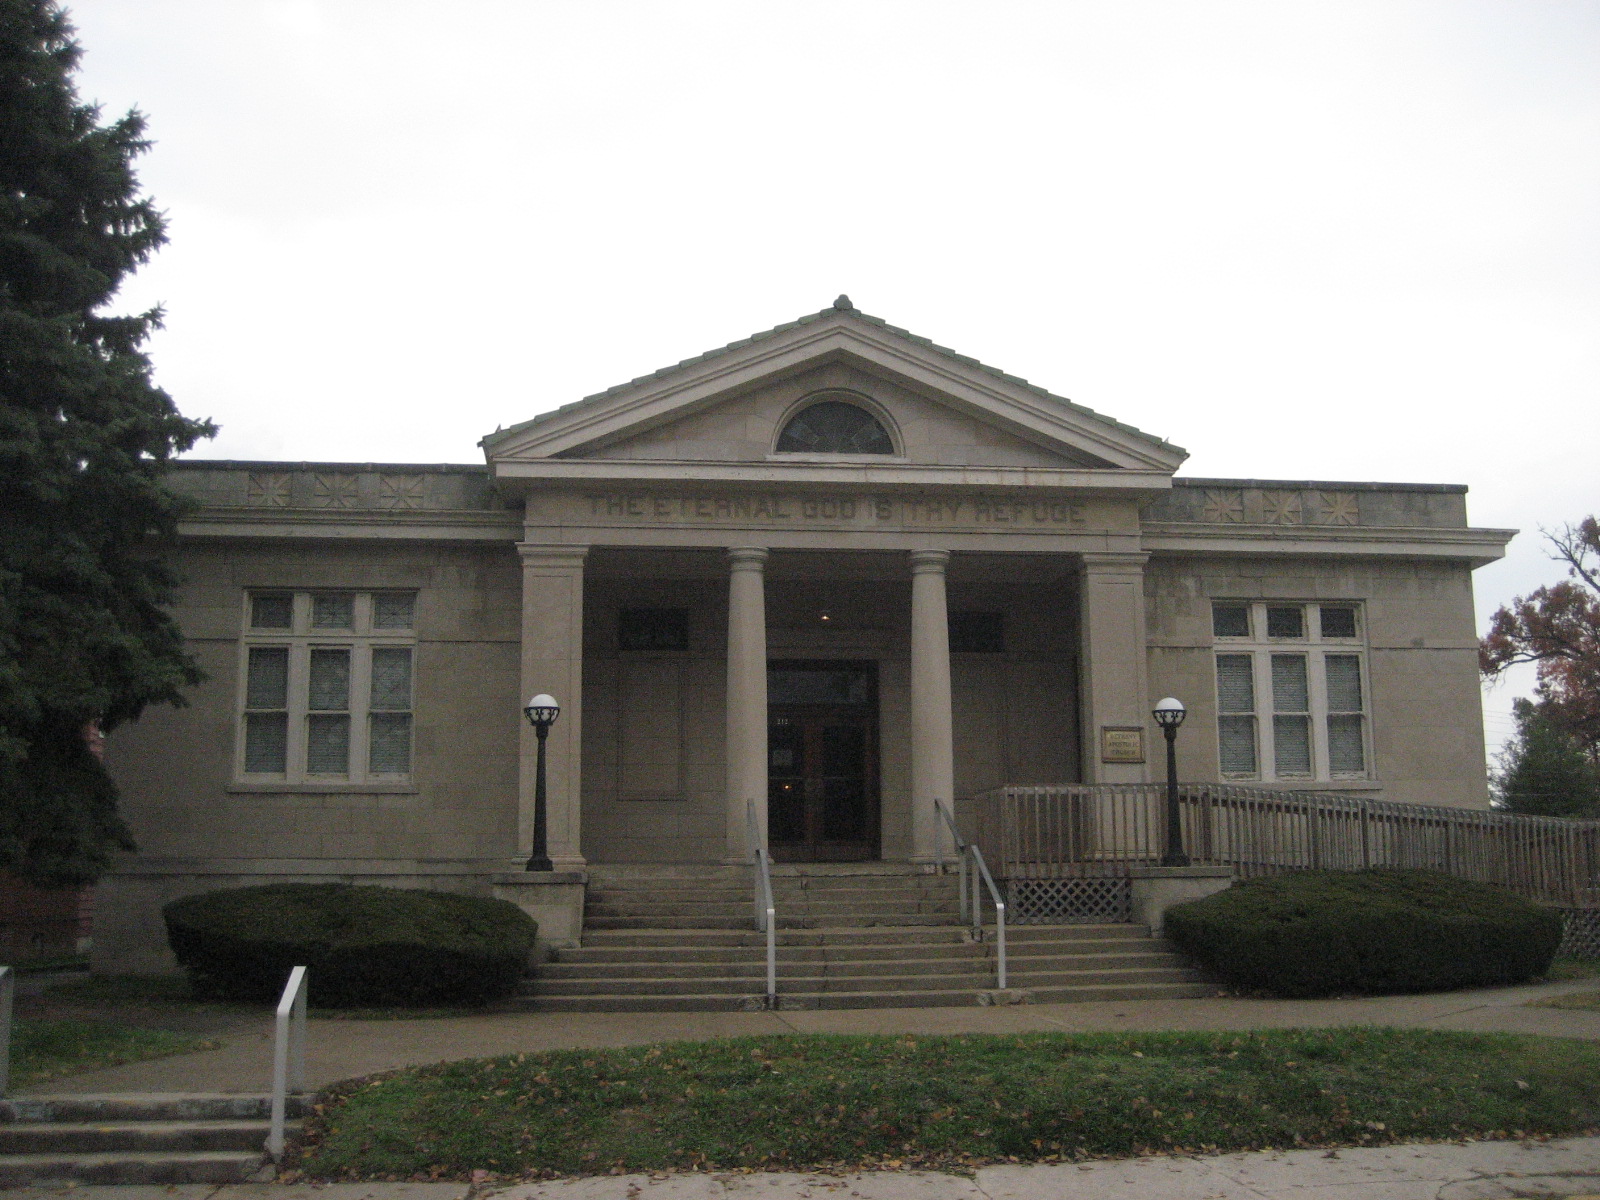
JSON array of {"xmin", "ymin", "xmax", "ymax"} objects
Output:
[
  {"xmin": 492, "ymin": 871, "xmax": 588, "ymax": 954},
  {"xmin": 1127, "ymin": 866, "xmax": 1233, "ymax": 935}
]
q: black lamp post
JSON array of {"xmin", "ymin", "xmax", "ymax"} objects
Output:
[
  {"xmin": 1153, "ymin": 697, "xmax": 1189, "ymax": 867},
  {"xmin": 523, "ymin": 693, "xmax": 560, "ymax": 872}
]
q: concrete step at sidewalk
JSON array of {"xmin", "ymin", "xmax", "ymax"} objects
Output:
[
  {"xmin": 773, "ymin": 914, "xmax": 963, "ymax": 929},
  {"xmin": 561, "ymin": 939, "xmax": 986, "ymax": 965},
  {"xmin": 0, "ymin": 1093, "xmax": 311, "ymax": 1187},
  {"xmin": 586, "ymin": 914, "xmax": 964, "ymax": 930},
  {"xmin": 998, "ymin": 937, "xmax": 1177, "ymax": 956},
  {"xmin": 1002, "ymin": 951, "xmax": 1190, "ymax": 972},
  {"xmin": 0, "ymin": 1151, "xmax": 265, "ymax": 1187},
  {"xmin": 1007, "ymin": 966, "xmax": 1204, "ymax": 988},
  {"xmin": 579, "ymin": 926, "xmax": 970, "ymax": 948},
  {"xmin": 591, "ymin": 880, "xmax": 960, "ymax": 899},
  {"xmin": 582, "ymin": 868, "xmax": 952, "ymax": 895},
  {"xmin": 0, "ymin": 1120, "xmax": 276, "ymax": 1155},
  {"xmin": 0, "ymin": 1094, "xmax": 310, "ymax": 1123},
  {"xmin": 537, "ymin": 959, "xmax": 998, "ymax": 990},
  {"xmin": 585, "ymin": 898, "xmax": 958, "ymax": 920},
  {"xmin": 536, "ymin": 969, "xmax": 992, "ymax": 997},
  {"xmin": 546, "ymin": 950, "xmax": 990, "ymax": 978},
  {"xmin": 992, "ymin": 928, "xmax": 1158, "ymax": 947},
  {"xmin": 585, "ymin": 928, "xmax": 764, "ymax": 934}
]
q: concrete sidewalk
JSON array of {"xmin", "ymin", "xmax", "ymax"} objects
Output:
[
  {"xmin": 21, "ymin": 977, "xmax": 1600, "ymax": 1096},
  {"xmin": 5, "ymin": 1136, "xmax": 1600, "ymax": 1200}
]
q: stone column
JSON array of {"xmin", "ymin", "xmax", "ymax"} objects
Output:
[
  {"xmin": 725, "ymin": 547, "xmax": 769, "ymax": 862},
  {"xmin": 1078, "ymin": 552, "xmax": 1151, "ymax": 784},
  {"xmin": 909, "ymin": 549, "xmax": 954, "ymax": 864},
  {"xmin": 517, "ymin": 544, "xmax": 588, "ymax": 869}
]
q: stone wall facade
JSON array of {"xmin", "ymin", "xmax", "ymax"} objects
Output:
[{"xmin": 91, "ymin": 303, "xmax": 1512, "ymax": 968}]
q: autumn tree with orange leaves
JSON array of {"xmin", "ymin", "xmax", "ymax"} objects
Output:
[{"xmin": 1481, "ymin": 517, "xmax": 1600, "ymax": 766}]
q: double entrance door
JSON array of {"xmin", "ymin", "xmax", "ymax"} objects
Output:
[{"xmin": 766, "ymin": 661, "xmax": 879, "ymax": 862}]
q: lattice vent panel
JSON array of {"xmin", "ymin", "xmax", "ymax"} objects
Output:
[
  {"xmin": 1558, "ymin": 909, "xmax": 1600, "ymax": 960},
  {"xmin": 1007, "ymin": 878, "xmax": 1132, "ymax": 925}
]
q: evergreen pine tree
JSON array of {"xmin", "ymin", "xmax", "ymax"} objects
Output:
[
  {"xmin": 0, "ymin": 0, "xmax": 213, "ymax": 886},
  {"xmin": 1494, "ymin": 699, "xmax": 1600, "ymax": 818}
]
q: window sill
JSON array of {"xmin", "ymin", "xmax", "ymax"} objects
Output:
[{"xmin": 227, "ymin": 781, "xmax": 419, "ymax": 795}]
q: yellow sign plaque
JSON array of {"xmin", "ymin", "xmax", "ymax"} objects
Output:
[{"xmin": 1100, "ymin": 727, "xmax": 1146, "ymax": 764}]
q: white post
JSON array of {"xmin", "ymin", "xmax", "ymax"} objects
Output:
[{"xmin": 267, "ymin": 965, "xmax": 308, "ymax": 1161}]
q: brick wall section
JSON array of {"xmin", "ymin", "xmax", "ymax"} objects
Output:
[{"xmin": 0, "ymin": 875, "xmax": 90, "ymax": 960}]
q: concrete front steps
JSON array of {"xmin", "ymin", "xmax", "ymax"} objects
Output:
[
  {"xmin": 581, "ymin": 864, "xmax": 962, "ymax": 931},
  {"xmin": 1004, "ymin": 924, "xmax": 1214, "ymax": 1003},
  {"xmin": 521, "ymin": 865, "xmax": 1212, "ymax": 1011},
  {"xmin": 0, "ymin": 1093, "xmax": 305, "ymax": 1186}
]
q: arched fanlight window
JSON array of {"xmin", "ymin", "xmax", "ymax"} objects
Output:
[{"xmin": 775, "ymin": 399, "xmax": 894, "ymax": 455}]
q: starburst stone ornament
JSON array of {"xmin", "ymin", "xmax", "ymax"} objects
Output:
[
  {"xmin": 1261, "ymin": 491, "xmax": 1304, "ymax": 525},
  {"xmin": 246, "ymin": 473, "xmax": 292, "ymax": 507},
  {"xmin": 1317, "ymin": 492, "xmax": 1360, "ymax": 525},
  {"xmin": 1203, "ymin": 489, "xmax": 1245, "ymax": 523}
]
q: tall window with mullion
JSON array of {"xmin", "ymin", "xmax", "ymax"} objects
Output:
[
  {"xmin": 1211, "ymin": 600, "xmax": 1369, "ymax": 782},
  {"xmin": 368, "ymin": 647, "xmax": 413, "ymax": 775},
  {"xmin": 1215, "ymin": 654, "xmax": 1258, "ymax": 775},
  {"xmin": 1270, "ymin": 654, "xmax": 1312, "ymax": 776},
  {"xmin": 307, "ymin": 647, "xmax": 352, "ymax": 774},
  {"xmin": 244, "ymin": 646, "xmax": 290, "ymax": 773},
  {"xmin": 238, "ymin": 590, "xmax": 415, "ymax": 784},
  {"xmin": 1324, "ymin": 654, "xmax": 1365, "ymax": 773}
]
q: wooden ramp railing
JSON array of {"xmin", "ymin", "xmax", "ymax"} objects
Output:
[{"xmin": 962, "ymin": 784, "xmax": 1600, "ymax": 909}]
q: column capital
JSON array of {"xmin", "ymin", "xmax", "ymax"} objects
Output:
[
  {"xmin": 1079, "ymin": 551, "xmax": 1149, "ymax": 574},
  {"xmin": 727, "ymin": 546, "xmax": 769, "ymax": 571},
  {"xmin": 517, "ymin": 543, "xmax": 589, "ymax": 568},
  {"xmin": 909, "ymin": 548, "xmax": 951, "ymax": 574}
]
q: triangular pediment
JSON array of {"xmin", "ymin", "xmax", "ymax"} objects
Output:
[{"xmin": 483, "ymin": 302, "xmax": 1187, "ymax": 475}]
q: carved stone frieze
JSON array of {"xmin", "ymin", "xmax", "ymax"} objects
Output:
[
  {"xmin": 1202, "ymin": 489, "xmax": 1245, "ymax": 523},
  {"xmin": 311, "ymin": 473, "xmax": 359, "ymax": 508},
  {"xmin": 245, "ymin": 473, "xmax": 291, "ymax": 507},
  {"xmin": 378, "ymin": 474, "xmax": 427, "ymax": 510},
  {"xmin": 1315, "ymin": 492, "xmax": 1360, "ymax": 526},
  {"xmin": 1259, "ymin": 490, "xmax": 1303, "ymax": 525}
]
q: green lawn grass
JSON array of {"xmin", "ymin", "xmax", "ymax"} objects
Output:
[
  {"xmin": 295, "ymin": 1029, "xmax": 1600, "ymax": 1181},
  {"xmin": 11, "ymin": 1019, "xmax": 218, "ymax": 1088},
  {"xmin": 1545, "ymin": 958, "xmax": 1600, "ymax": 982}
]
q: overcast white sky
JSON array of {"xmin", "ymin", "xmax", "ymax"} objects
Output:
[{"xmin": 66, "ymin": 1, "xmax": 1600, "ymax": 761}]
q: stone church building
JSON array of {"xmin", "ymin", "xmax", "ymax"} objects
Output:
[{"xmin": 96, "ymin": 299, "xmax": 1512, "ymax": 969}]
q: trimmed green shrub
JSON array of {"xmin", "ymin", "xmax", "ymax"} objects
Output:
[
  {"xmin": 163, "ymin": 884, "xmax": 537, "ymax": 1008},
  {"xmin": 1164, "ymin": 869, "xmax": 1563, "ymax": 998}
]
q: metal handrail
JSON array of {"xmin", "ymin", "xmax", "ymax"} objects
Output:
[
  {"xmin": 266, "ymin": 965, "xmax": 308, "ymax": 1160},
  {"xmin": 747, "ymin": 800, "xmax": 777, "ymax": 1009},
  {"xmin": 935, "ymin": 801, "xmax": 970, "ymax": 925},
  {"xmin": 936, "ymin": 803, "xmax": 1007, "ymax": 991},
  {"xmin": 0, "ymin": 966, "xmax": 12, "ymax": 1098}
]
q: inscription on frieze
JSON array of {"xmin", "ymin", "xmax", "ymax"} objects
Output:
[{"xmin": 586, "ymin": 492, "xmax": 1090, "ymax": 527}]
